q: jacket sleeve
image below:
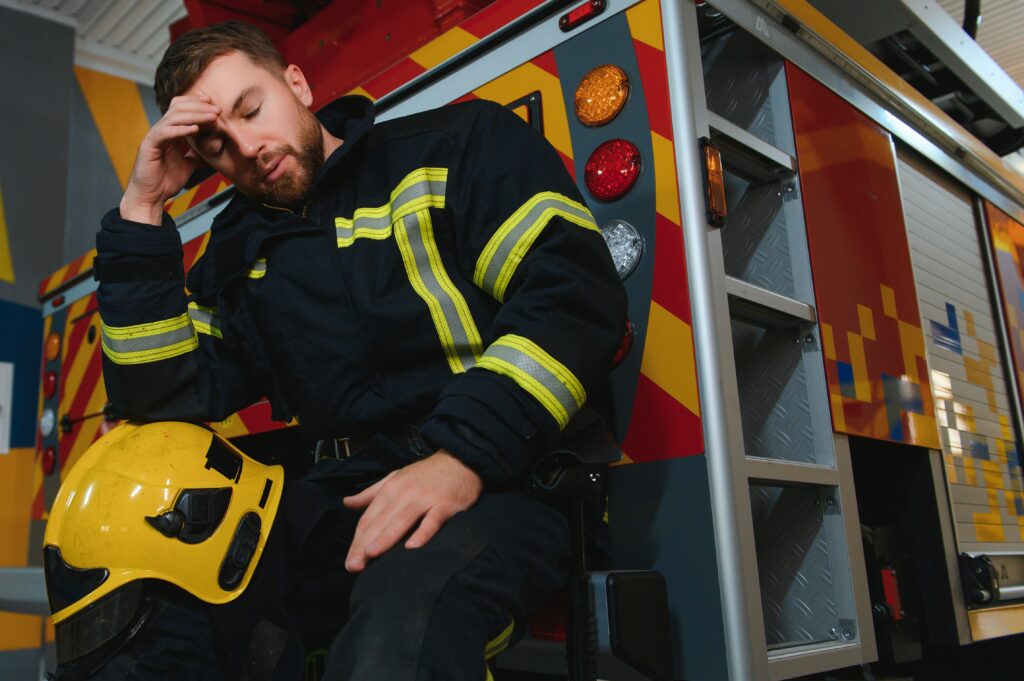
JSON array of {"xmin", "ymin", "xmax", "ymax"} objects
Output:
[
  {"xmin": 417, "ymin": 101, "xmax": 628, "ymax": 486},
  {"xmin": 95, "ymin": 209, "xmax": 261, "ymax": 421}
]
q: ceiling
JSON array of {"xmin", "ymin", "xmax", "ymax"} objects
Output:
[
  {"xmin": 0, "ymin": 0, "xmax": 186, "ymax": 84},
  {"xmin": 934, "ymin": 0, "xmax": 1024, "ymax": 174}
]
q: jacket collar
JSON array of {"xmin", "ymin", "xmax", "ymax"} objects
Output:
[
  {"xmin": 312, "ymin": 95, "xmax": 376, "ymax": 188},
  {"xmin": 188, "ymin": 96, "xmax": 375, "ymax": 296}
]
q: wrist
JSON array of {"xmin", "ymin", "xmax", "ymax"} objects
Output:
[{"xmin": 119, "ymin": 190, "xmax": 165, "ymax": 226}]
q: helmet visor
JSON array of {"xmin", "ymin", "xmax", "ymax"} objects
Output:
[{"xmin": 55, "ymin": 580, "xmax": 144, "ymax": 665}]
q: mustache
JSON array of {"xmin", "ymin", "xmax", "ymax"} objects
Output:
[{"xmin": 254, "ymin": 149, "xmax": 289, "ymax": 182}]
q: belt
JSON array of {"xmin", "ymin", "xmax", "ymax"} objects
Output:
[{"xmin": 314, "ymin": 412, "xmax": 432, "ymax": 462}]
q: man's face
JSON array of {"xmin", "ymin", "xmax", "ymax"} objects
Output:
[{"xmin": 185, "ymin": 51, "xmax": 324, "ymax": 207}]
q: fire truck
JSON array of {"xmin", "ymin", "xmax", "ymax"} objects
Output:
[{"xmin": 18, "ymin": 0, "xmax": 1024, "ymax": 678}]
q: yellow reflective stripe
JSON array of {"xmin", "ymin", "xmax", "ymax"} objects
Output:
[
  {"xmin": 246, "ymin": 258, "xmax": 267, "ymax": 279},
  {"xmin": 390, "ymin": 167, "xmax": 447, "ymax": 222},
  {"xmin": 100, "ymin": 313, "xmax": 198, "ymax": 365},
  {"xmin": 335, "ymin": 168, "xmax": 446, "ymax": 248},
  {"xmin": 394, "ymin": 208, "xmax": 483, "ymax": 373},
  {"xmin": 99, "ymin": 313, "xmax": 190, "ymax": 340},
  {"xmin": 187, "ymin": 302, "xmax": 222, "ymax": 340},
  {"xmin": 484, "ymin": 620, "xmax": 515, "ymax": 660},
  {"xmin": 476, "ymin": 334, "xmax": 585, "ymax": 429},
  {"xmin": 336, "ymin": 205, "xmax": 392, "ymax": 248},
  {"xmin": 474, "ymin": 192, "xmax": 599, "ymax": 301}
]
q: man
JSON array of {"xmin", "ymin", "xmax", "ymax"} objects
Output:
[{"xmin": 88, "ymin": 19, "xmax": 625, "ymax": 681}]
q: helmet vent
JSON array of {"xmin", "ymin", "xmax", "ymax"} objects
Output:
[{"xmin": 205, "ymin": 438, "xmax": 242, "ymax": 482}]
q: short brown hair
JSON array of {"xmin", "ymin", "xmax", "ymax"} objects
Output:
[{"xmin": 154, "ymin": 21, "xmax": 287, "ymax": 113}]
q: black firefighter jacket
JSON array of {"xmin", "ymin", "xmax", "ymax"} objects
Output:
[{"xmin": 94, "ymin": 96, "xmax": 627, "ymax": 486}]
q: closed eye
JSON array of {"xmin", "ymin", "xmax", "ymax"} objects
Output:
[{"xmin": 243, "ymin": 106, "xmax": 261, "ymax": 121}]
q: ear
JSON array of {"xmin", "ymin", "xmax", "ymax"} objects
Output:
[{"xmin": 284, "ymin": 64, "xmax": 313, "ymax": 108}]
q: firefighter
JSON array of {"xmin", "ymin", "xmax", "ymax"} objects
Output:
[{"xmin": 74, "ymin": 19, "xmax": 626, "ymax": 680}]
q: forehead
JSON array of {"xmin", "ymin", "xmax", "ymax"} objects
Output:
[{"xmin": 183, "ymin": 51, "xmax": 278, "ymax": 106}]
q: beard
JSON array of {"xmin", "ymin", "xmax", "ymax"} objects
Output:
[{"xmin": 248, "ymin": 107, "xmax": 324, "ymax": 209}]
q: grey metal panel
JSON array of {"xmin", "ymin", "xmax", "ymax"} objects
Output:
[
  {"xmin": 0, "ymin": 648, "xmax": 44, "ymax": 681},
  {"xmin": 731, "ymin": 318, "xmax": 819, "ymax": 464},
  {"xmin": 721, "ymin": 171, "xmax": 797, "ymax": 300},
  {"xmin": 0, "ymin": 567, "xmax": 48, "ymax": 615},
  {"xmin": 553, "ymin": 12, "xmax": 657, "ymax": 443},
  {"xmin": 608, "ymin": 455, "xmax": 730, "ymax": 681},
  {"xmin": 750, "ymin": 483, "xmax": 839, "ymax": 647},
  {"xmin": 701, "ymin": 28, "xmax": 795, "ymax": 156}
]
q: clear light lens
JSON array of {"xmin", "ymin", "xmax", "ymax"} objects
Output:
[
  {"xmin": 600, "ymin": 219, "xmax": 644, "ymax": 280},
  {"xmin": 575, "ymin": 65, "xmax": 629, "ymax": 127},
  {"xmin": 40, "ymin": 408, "xmax": 56, "ymax": 438},
  {"xmin": 585, "ymin": 139, "xmax": 641, "ymax": 201}
]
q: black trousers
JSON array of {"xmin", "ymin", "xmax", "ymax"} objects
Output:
[{"xmin": 70, "ymin": 435, "xmax": 571, "ymax": 681}]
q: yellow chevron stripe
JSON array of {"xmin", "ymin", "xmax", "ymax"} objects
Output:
[
  {"xmin": 640, "ymin": 301, "xmax": 701, "ymax": 416},
  {"xmin": 60, "ymin": 378, "xmax": 109, "ymax": 483},
  {"xmin": 59, "ymin": 303, "xmax": 97, "ymax": 418},
  {"xmin": 0, "ymin": 183, "xmax": 14, "ymax": 283},
  {"xmin": 473, "ymin": 62, "xmax": 573, "ymax": 161},
  {"xmin": 410, "ymin": 26, "xmax": 478, "ymax": 69},
  {"xmin": 626, "ymin": 0, "xmax": 664, "ymax": 51},
  {"xmin": 651, "ymin": 132, "xmax": 681, "ymax": 225},
  {"xmin": 75, "ymin": 67, "xmax": 152, "ymax": 190},
  {"xmin": 168, "ymin": 186, "xmax": 200, "ymax": 219}
]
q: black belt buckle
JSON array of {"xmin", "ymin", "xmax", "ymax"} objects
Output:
[{"xmin": 314, "ymin": 437, "xmax": 352, "ymax": 462}]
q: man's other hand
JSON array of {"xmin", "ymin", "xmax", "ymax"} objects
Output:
[
  {"xmin": 343, "ymin": 450, "xmax": 483, "ymax": 572},
  {"xmin": 120, "ymin": 94, "xmax": 219, "ymax": 225}
]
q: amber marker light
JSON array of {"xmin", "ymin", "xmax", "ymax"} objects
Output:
[
  {"xmin": 575, "ymin": 65, "xmax": 629, "ymax": 127},
  {"xmin": 45, "ymin": 332, "xmax": 61, "ymax": 362},
  {"xmin": 701, "ymin": 137, "xmax": 727, "ymax": 228},
  {"xmin": 585, "ymin": 139, "xmax": 641, "ymax": 202}
]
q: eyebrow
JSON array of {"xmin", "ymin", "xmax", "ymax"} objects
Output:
[{"xmin": 231, "ymin": 86, "xmax": 260, "ymax": 115}]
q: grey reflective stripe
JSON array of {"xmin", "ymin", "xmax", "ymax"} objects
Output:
[
  {"xmin": 336, "ymin": 212, "xmax": 392, "ymax": 245},
  {"xmin": 248, "ymin": 259, "xmax": 267, "ymax": 277},
  {"xmin": 101, "ymin": 318, "xmax": 197, "ymax": 365},
  {"xmin": 477, "ymin": 195, "xmax": 596, "ymax": 299},
  {"xmin": 475, "ymin": 334, "xmax": 586, "ymax": 429},
  {"xmin": 188, "ymin": 305, "xmax": 221, "ymax": 338},
  {"xmin": 392, "ymin": 178, "xmax": 447, "ymax": 219},
  {"xmin": 396, "ymin": 210, "xmax": 482, "ymax": 373}
]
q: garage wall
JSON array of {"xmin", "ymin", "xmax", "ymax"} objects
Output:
[
  {"xmin": 0, "ymin": 7, "xmax": 74, "ymax": 677},
  {"xmin": 64, "ymin": 67, "xmax": 161, "ymax": 261}
]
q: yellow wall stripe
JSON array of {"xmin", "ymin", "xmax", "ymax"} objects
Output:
[
  {"xmin": 650, "ymin": 132, "xmax": 681, "ymax": 225},
  {"xmin": 410, "ymin": 26, "xmax": 478, "ymax": 69},
  {"xmin": 474, "ymin": 62, "xmax": 573, "ymax": 160},
  {"xmin": 640, "ymin": 301, "xmax": 701, "ymax": 415},
  {"xmin": 626, "ymin": 0, "xmax": 664, "ymax": 51},
  {"xmin": 75, "ymin": 67, "xmax": 152, "ymax": 190}
]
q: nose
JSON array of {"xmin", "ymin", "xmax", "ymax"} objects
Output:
[{"xmin": 232, "ymin": 127, "xmax": 262, "ymax": 159}]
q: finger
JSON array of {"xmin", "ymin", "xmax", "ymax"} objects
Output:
[
  {"xmin": 166, "ymin": 100, "xmax": 221, "ymax": 114},
  {"xmin": 147, "ymin": 123, "xmax": 205, "ymax": 147},
  {"xmin": 405, "ymin": 507, "xmax": 449, "ymax": 549},
  {"xmin": 343, "ymin": 475, "xmax": 391, "ymax": 510},
  {"xmin": 363, "ymin": 503, "xmax": 421, "ymax": 559}
]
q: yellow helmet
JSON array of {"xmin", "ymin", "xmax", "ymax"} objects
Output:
[{"xmin": 43, "ymin": 421, "xmax": 284, "ymax": 665}]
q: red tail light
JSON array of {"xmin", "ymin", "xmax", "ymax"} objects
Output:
[
  {"xmin": 43, "ymin": 371, "xmax": 57, "ymax": 399},
  {"xmin": 613, "ymin": 320, "xmax": 635, "ymax": 367},
  {"xmin": 42, "ymin": 447, "xmax": 57, "ymax": 476},
  {"xmin": 585, "ymin": 139, "xmax": 641, "ymax": 201}
]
